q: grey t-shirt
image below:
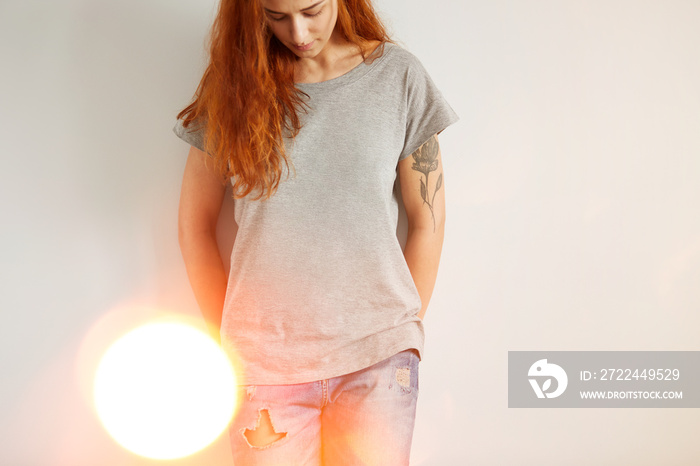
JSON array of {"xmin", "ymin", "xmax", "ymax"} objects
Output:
[{"xmin": 173, "ymin": 42, "xmax": 459, "ymax": 385}]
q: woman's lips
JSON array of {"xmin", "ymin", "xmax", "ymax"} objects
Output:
[{"xmin": 294, "ymin": 41, "xmax": 314, "ymax": 51}]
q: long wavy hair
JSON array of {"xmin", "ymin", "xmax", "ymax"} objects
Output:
[{"xmin": 176, "ymin": 0, "xmax": 391, "ymax": 200}]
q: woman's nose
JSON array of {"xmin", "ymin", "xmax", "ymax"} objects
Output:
[{"xmin": 290, "ymin": 17, "xmax": 308, "ymax": 44}]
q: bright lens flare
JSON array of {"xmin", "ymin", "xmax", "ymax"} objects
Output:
[{"xmin": 93, "ymin": 322, "xmax": 237, "ymax": 460}]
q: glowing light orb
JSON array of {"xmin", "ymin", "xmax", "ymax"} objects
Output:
[{"xmin": 93, "ymin": 322, "xmax": 237, "ymax": 460}]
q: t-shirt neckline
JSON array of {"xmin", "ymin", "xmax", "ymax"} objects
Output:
[{"xmin": 295, "ymin": 42, "xmax": 395, "ymax": 92}]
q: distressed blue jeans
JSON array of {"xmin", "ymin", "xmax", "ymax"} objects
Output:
[{"xmin": 227, "ymin": 349, "xmax": 420, "ymax": 466}]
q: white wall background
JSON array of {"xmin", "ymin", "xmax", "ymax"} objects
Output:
[{"xmin": 1, "ymin": 0, "xmax": 699, "ymax": 464}]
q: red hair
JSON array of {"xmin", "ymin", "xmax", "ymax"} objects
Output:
[{"xmin": 176, "ymin": 0, "xmax": 391, "ymax": 200}]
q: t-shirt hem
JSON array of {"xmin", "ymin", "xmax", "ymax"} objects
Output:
[{"xmin": 230, "ymin": 327, "xmax": 425, "ymax": 386}]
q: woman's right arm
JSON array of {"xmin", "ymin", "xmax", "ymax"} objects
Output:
[{"xmin": 178, "ymin": 146, "xmax": 229, "ymax": 345}]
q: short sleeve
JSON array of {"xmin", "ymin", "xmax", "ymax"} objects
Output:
[
  {"xmin": 172, "ymin": 118, "xmax": 206, "ymax": 153},
  {"xmin": 399, "ymin": 57, "xmax": 459, "ymax": 161}
]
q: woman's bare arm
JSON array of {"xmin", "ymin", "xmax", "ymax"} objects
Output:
[
  {"xmin": 178, "ymin": 146, "xmax": 229, "ymax": 344},
  {"xmin": 398, "ymin": 134, "xmax": 446, "ymax": 320}
]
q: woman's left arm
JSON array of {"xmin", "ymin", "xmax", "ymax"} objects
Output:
[{"xmin": 398, "ymin": 133, "xmax": 446, "ymax": 320}]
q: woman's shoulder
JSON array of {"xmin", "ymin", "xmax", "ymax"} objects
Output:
[
  {"xmin": 369, "ymin": 42, "xmax": 437, "ymax": 90},
  {"xmin": 376, "ymin": 42, "xmax": 430, "ymax": 75}
]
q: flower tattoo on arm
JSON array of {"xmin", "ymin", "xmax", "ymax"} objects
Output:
[{"xmin": 411, "ymin": 135, "xmax": 442, "ymax": 232}]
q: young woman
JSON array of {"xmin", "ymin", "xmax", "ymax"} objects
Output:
[{"xmin": 173, "ymin": 0, "xmax": 458, "ymax": 464}]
